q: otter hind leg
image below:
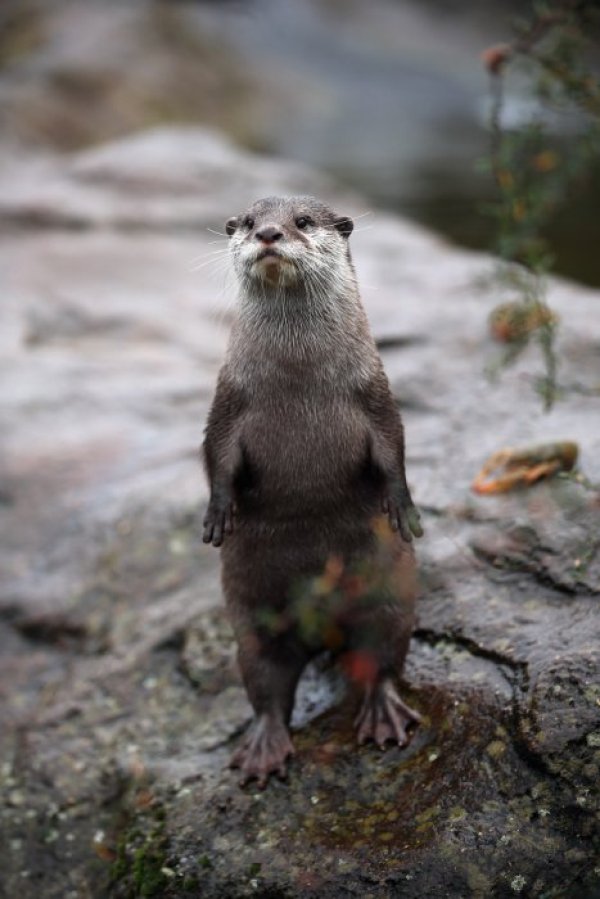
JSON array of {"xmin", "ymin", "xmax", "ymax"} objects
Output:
[
  {"xmin": 230, "ymin": 631, "xmax": 307, "ymax": 788},
  {"xmin": 343, "ymin": 548, "xmax": 420, "ymax": 750}
]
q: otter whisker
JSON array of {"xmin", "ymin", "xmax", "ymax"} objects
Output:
[
  {"xmin": 189, "ymin": 246, "xmax": 231, "ymax": 263},
  {"xmin": 189, "ymin": 251, "xmax": 232, "ymax": 273}
]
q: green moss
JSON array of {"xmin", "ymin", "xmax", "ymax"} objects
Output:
[
  {"xmin": 132, "ymin": 839, "xmax": 169, "ymax": 897},
  {"xmin": 110, "ymin": 805, "xmax": 171, "ymax": 898},
  {"xmin": 111, "ymin": 837, "xmax": 130, "ymax": 882}
]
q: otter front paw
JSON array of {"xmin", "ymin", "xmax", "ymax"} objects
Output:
[
  {"xmin": 230, "ymin": 715, "xmax": 295, "ymax": 789},
  {"xmin": 382, "ymin": 489, "xmax": 423, "ymax": 542},
  {"xmin": 202, "ymin": 498, "xmax": 235, "ymax": 547}
]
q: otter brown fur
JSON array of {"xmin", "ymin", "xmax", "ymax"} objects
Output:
[{"xmin": 202, "ymin": 196, "xmax": 422, "ymax": 786}]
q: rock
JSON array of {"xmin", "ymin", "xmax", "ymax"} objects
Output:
[
  {"xmin": 0, "ymin": 125, "xmax": 336, "ymax": 232},
  {"xmin": 0, "ymin": 127, "xmax": 599, "ymax": 898}
]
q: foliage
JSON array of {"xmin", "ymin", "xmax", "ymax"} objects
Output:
[{"xmin": 482, "ymin": 0, "xmax": 600, "ymax": 409}]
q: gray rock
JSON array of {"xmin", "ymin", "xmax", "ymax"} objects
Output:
[{"xmin": 0, "ymin": 127, "xmax": 599, "ymax": 899}]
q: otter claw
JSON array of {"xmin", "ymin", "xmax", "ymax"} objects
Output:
[
  {"xmin": 202, "ymin": 501, "xmax": 235, "ymax": 547},
  {"xmin": 230, "ymin": 715, "xmax": 295, "ymax": 788},
  {"xmin": 355, "ymin": 678, "xmax": 421, "ymax": 749},
  {"xmin": 384, "ymin": 495, "xmax": 423, "ymax": 541},
  {"xmin": 406, "ymin": 505, "xmax": 423, "ymax": 539}
]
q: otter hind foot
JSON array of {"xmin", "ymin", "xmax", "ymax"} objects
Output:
[
  {"xmin": 355, "ymin": 678, "xmax": 421, "ymax": 750},
  {"xmin": 230, "ymin": 714, "xmax": 295, "ymax": 788}
]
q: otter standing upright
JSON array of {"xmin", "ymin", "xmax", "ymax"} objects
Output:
[{"xmin": 202, "ymin": 196, "xmax": 423, "ymax": 787}]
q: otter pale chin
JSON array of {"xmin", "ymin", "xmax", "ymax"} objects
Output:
[
  {"xmin": 254, "ymin": 250, "xmax": 296, "ymax": 287},
  {"xmin": 202, "ymin": 195, "xmax": 423, "ymax": 788}
]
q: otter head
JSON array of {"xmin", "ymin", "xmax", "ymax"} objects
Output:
[{"xmin": 225, "ymin": 196, "xmax": 354, "ymax": 292}]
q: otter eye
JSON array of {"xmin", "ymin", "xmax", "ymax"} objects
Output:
[
  {"xmin": 243, "ymin": 216, "xmax": 255, "ymax": 230},
  {"xmin": 295, "ymin": 216, "xmax": 313, "ymax": 230}
]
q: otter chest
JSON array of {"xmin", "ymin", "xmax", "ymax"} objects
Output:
[{"xmin": 240, "ymin": 395, "xmax": 368, "ymax": 502}]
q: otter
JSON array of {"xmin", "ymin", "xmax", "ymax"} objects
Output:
[{"xmin": 202, "ymin": 196, "xmax": 423, "ymax": 787}]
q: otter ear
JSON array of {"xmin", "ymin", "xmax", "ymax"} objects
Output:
[
  {"xmin": 225, "ymin": 216, "xmax": 238, "ymax": 236},
  {"xmin": 334, "ymin": 215, "xmax": 353, "ymax": 238}
]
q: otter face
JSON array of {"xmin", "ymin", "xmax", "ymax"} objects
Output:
[{"xmin": 226, "ymin": 196, "xmax": 354, "ymax": 290}]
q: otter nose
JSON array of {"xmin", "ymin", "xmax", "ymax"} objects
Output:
[{"xmin": 255, "ymin": 226, "xmax": 283, "ymax": 244}]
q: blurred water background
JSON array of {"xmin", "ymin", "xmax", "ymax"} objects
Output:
[{"xmin": 1, "ymin": 0, "xmax": 598, "ymax": 284}]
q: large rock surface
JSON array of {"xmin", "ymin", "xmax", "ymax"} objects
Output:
[{"xmin": 1, "ymin": 127, "xmax": 599, "ymax": 899}]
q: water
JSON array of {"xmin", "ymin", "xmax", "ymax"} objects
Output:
[{"xmin": 365, "ymin": 154, "xmax": 600, "ymax": 287}]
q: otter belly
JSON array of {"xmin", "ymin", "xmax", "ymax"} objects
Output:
[{"xmin": 222, "ymin": 397, "xmax": 412, "ymax": 643}]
